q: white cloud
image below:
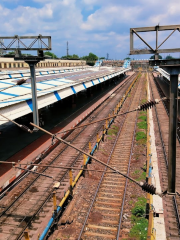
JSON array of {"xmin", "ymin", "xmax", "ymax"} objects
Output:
[
  {"xmin": 81, "ymin": 5, "xmax": 142, "ymax": 31},
  {"xmin": 0, "ymin": 0, "xmax": 180, "ymax": 59}
]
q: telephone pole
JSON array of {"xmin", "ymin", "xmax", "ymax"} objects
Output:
[{"xmin": 67, "ymin": 41, "xmax": 69, "ymax": 56}]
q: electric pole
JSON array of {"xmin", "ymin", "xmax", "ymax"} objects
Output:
[{"xmin": 67, "ymin": 41, "xmax": 69, "ymax": 56}]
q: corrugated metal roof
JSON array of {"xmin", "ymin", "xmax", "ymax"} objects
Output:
[{"xmin": 0, "ymin": 66, "xmax": 130, "ymax": 125}]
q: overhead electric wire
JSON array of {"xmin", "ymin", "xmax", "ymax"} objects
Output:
[
  {"xmin": 0, "ymin": 161, "xmax": 124, "ymax": 173},
  {"xmin": 57, "ymin": 97, "xmax": 167, "ymax": 134},
  {"xmin": 30, "ymin": 122, "xmax": 161, "ymax": 196},
  {"xmin": 0, "ymin": 113, "xmax": 33, "ymax": 133}
]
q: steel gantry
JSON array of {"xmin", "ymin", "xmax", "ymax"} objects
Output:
[
  {"xmin": 130, "ymin": 24, "xmax": 180, "ymax": 194},
  {"xmin": 0, "ymin": 35, "xmax": 52, "ymax": 130}
]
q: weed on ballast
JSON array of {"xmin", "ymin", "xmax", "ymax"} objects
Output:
[
  {"xmin": 133, "ymin": 169, "xmax": 140, "ymax": 174},
  {"xmin": 136, "ymin": 131, "xmax": 146, "ymax": 144},
  {"xmin": 99, "ymin": 148, "xmax": 108, "ymax": 156},
  {"xmin": 130, "ymin": 197, "xmax": 148, "ymax": 239},
  {"xmin": 127, "ymin": 76, "xmax": 148, "ymax": 240},
  {"xmin": 141, "ymin": 98, "xmax": 147, "ymax": 104},
  {"xmin": 137, "ymin": 121, "xmax": 147, "ymax": 130},
  {"xmin": 107, "ymin": 125, "xmax": 119, "ymax": 136},
  {"xmin": 133, "ymin": 169, "xmax": 146, "ymax": 181},
  {"xmin": 130, "ymin": 217, "xmax": 148, "ymax": 240},
  {"xmin": 138, "ymin": 115, "xmax": 147, "ymax": 121},
  {"xmin": 107, "ymin": 136, "xmax": 112, "ymax": 140},
  {"xmin": 135, "ymin": 171, "xmax": 146, "ymax": 181}
]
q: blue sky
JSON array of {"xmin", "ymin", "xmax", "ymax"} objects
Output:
[{"xmin": 0, "ymin": 0, "xmax": 180, "ymax": 59}]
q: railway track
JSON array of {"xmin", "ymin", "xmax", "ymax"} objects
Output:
[
  {"xmin": 0, "ymin": 73, "xmax": 137, "ymax": 240},
  {"xmin": 77, "ymin": 73, "xmax": 144, "ymax": 240},
  {"xmin": 153, "ymin": 75, "xmax": 180, "ymax": 141},
  {"xmin": 149, "ymin": 72, "xmax": 180, "ymax": 239}
]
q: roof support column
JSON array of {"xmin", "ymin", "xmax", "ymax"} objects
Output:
[
  {"xmin": 168, "ymin": 74, "xmax": 178, "ymax": 193},
  {"xmin": 26, "ymin": 60, "xmax": 40, "ymax": 131}
]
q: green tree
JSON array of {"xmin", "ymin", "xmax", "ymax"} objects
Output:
[
  {"xmin": 61, "ymin": 55, "xmax": 68, "ymax": 59},
  {"xmin": 81, "ymin": 52, "xmax": 98, "ymax": 61},
  {"xmin": 99, "ymin": 57, "xmax": 105, "ymax": 59},
  {"xmin": 150, "ymin": 54, "xmax": 162, "ymax": 59},
  {"xmin": 8, "ymin": 51, "xmax": 15, "ymax": 55},
  {"xmin": 61, "ymin": 54, "xmax": 80, "ymax": 60},
  {"xmin": 44, "ymin": 51, "xmax": 58, "ymax": 59},
  {"xmin": 165, "ymin": 55, "xmax": 174, "ymax": 60},
  {"xmin": 88, "ymin": 52, "xmax": 98, "ymax": 61},
  {"xmin": 71, "ymin": 54, "xmax": 79, "ymax": 59},
  {"xmin": 124, "ymin": 57, "xmax": 131, "ymax": 60}
]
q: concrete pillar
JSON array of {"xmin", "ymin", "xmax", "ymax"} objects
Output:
[
  {"xmin": 87, "ymin": 87, "xmax": 93, "ymax": 97},
  {"xmin": 168, "ymin": 74, "xmax": 178, "ymax": 194},
  {"xmin": 72, "ymin": 95, "xmax": 76, "ymax": 108}
]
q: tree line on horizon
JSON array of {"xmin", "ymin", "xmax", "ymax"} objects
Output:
[
  {"xmin": 5, "ymin": 51, "xmax": 176, "ymax": 61},
  {"xmin": 5, "ymin": 51, "xmax": 104, "ymax": 61},
  {"xmin": 44, "ymin": 52, "xmax": 103, "ymax": 62},
  {"xmin": 149, "ymin": 54, "xmax": 175, "ymax": 60}
]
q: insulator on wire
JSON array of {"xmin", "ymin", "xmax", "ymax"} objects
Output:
[
  {"xmin": 16, "ymin": 79, "xmax": 26, "ymax": 85},
  {"xmin": 141, "ymin": 182, "xmax": 156, "ymax": 195},
  {"xmin": 20, "ymin": 125, "xmax": 33, "ymax": 133},
  {"xmin": 137, "ymin": 99, "xmax": 160, "ymax": 111}
]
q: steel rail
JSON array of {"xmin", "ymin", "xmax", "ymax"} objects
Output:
[
  {"xmin": 116, "ymin": 74, "xmax": 143, "ymax": 239},
  {"xmin": 34, "ymin": 73, "xmax": 138, "ymax": 240},
  {"xmin": 1, "ymin": 161, "xmax": 130, "ymax": 173},
  {"xmin": 0, "ymin": 77, "xmax": 130, "ymax": 214},
  {"xmin": 149, "ymin": 74, "xmax": 168, "ymax": 167},
  {"xmin": 0, "ymin": 79, "xmax": 128, "ymax": 199},
  {"xmin": 22, "ymin": 73, "xmax": 136, "ymax": 240},
  {"xmin": 30, "ymin": 123, "xmax": 141, "ymax": 186},
  {"xmin": 0, "ymin": 75, "xmax": 132, "ymax": 200},
  {"xmin": 174, "ymin": 195, "xmax": 180, "ymax": 234},
  {"xmin": 2, "ymin": 74, "xmax": 132, "ymax": 198},
  {"xmin": 0, "ymin": 74, "xmax": 136, "ymax": 240},
  {"xmin": 153, "ymin": 76, "xmax": 180, "ymax": 143},
  {"xmin": 17, "ymin": 76, "xmax": 134, "ymax": 240},
  {"xmin": 77, "ymin": 71, "xmax": 141, "ymax": 240}
]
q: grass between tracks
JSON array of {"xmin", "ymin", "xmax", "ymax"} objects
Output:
[
  {"xmin": 107, "ymin": 125, "xmax": 119, "ymax": 140},
  {"xmin": 107, "ymin": 125, "xmax": 119, "ymax": 136},
  {"xmin": 131, "ymin": 86, "xmax": 148, "ymax": 239},
  {"xmin": 136, "ymin": 110, "xmax": 147, "ymax": 145},
  {"xmin": 129, "ymin": 196, "xmax": 148, "ymax": 240}
]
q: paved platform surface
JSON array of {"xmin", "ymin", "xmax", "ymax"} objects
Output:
[{"xmin": 148, "ymin": 77, "xmax": 166, "ymax": 239}]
